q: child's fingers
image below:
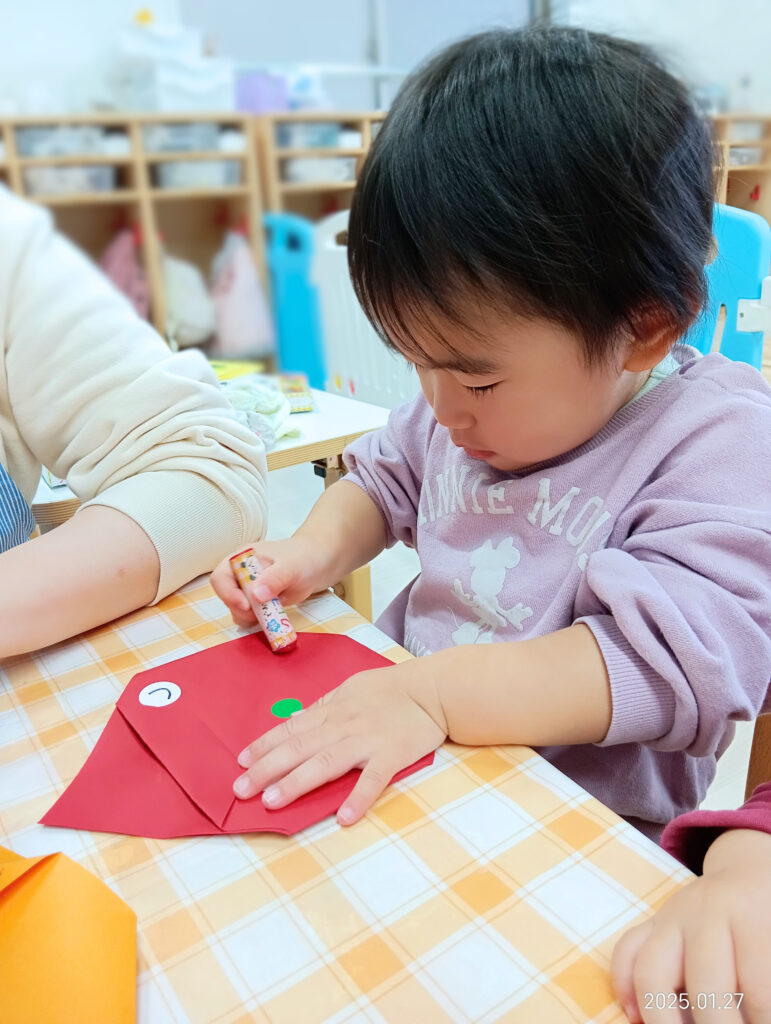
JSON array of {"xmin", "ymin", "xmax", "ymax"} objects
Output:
[
  {"xmin": 610, "ymin": 921, "xmax": 653, "ymax": 1022},
  {"xmin": 256, "ymin": 735, "xmax": 367, "ymax": 809},
  {"xmin": 237, "ymin": 697, "xmax": 328, "ymax": 769},
  {"xmin": 249, "ymin": 559, "xmax": 299, "ymax": 603},
  {"xmin": 337, "ymin": 757, "xmax": 393, "ymax": 825},
  {"xmin": 231, "ymin": 607, "xmax": 259, "ymax": 629},
  {"xmin": 210, "ymin": 560, "xmax": 253, "ymax": 617},
  {"xmin": 630, "ymin": 924, "xmax": 684, "ymax": 1023},
  {"xmin": 732, "ymin": 928, "xmax": 771, "ymax": 1024},
  {"xmin": 683, "ymin": 921, "xmax": 741, "ymax": 1024},
  {"xmin": 233, "ymin": 719, "xmax": 335, "ymax": 800}
]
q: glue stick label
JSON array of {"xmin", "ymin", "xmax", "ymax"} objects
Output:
[{"xmin": 229, "ymin": 548, "xmax": 297, "ymax": 653}]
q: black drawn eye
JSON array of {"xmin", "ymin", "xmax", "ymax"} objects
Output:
[{"xmin": 139, "ymin": 681, "xmax": 181, "ymax": 707}]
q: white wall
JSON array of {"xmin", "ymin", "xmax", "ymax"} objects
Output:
[
  {"xmin": 180, "ymin": 0, "xmax": 529, "ymax": 109},
  {"xmin": 377, "ymin": 0, "xmax": 530, "ymax": 104},
  {"xmin": 0, "ymin": 1, "xmax": 181, "ymax": 113},
  {"xmin": 554, "ymin": 0, "xmax": 771, "ymax": 110},
  {"xmin": 2, "ymin": 1, "xmax": 768, "ymax": 116},
  {"xmin": 0, "ymin": 0, "xmax": 530, "ymax": 114},
  {"xmin": 179, "ymin": 0, "xmax": 375, "ymax": 108}
]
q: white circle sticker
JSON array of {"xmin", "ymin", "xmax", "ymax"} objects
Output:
[{"xmin": 138, "ymin": 681, "xmax": 181, "ymax": 707}]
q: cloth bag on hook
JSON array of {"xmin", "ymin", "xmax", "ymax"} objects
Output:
[
  {"xmin": 99, "ymin": 228, "xmax": 150, "ymax": 319},
  {"xmin": 208, "ymin": 231, "xmax": 275, "ymax": 359},
  {"xmin": 163, "ymin": 251, "xmax": 217, "ymax": 348}
]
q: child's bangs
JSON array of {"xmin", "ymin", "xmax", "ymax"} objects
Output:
[{"xmin": 354, "ymin": 262, "xmax": 509, "ymax": 371}]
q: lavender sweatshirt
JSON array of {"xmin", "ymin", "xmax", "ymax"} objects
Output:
[{"xmin": 343, "ymin": 347, "xmax": 771, "ymax": 839}]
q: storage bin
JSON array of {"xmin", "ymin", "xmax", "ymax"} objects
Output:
[
  {"xmin": 283, "ymin": 156, "xmax": 356, "ymax": 183},
  {"xmin": 264, "ymin": 213, "xmax": 326, "ymax": 389},
  {"xmin": 275, "ymin": 121, "xmax": 341, "ymax": 149},
  {"xmin": 217, "ymin": 129, "xmax": 246, "ymax": 153},
  {"xmin": 155, "ymin": 160, "xmax": 241, "ymax": 189},
  {"xmin": 102, "ymin": 132, "xmax": 132, "ymax": 156},
  {"xmin": 16, "ymin": 125, "xmax": 104, "ymax": 157},
  {"xmin": 236, "ymin": 71, "xmax": 289, "ymax": 114},
  {"xmin": 23, "ymin": 165, "xmax": 117, "ymax": 196},
  {"xmin": 143, "ymin": 122, "xmax": 219, "ymax": 153},
  {"xmin": 728, "ymin": 147, "xmax": 763, "ymax": 166}
]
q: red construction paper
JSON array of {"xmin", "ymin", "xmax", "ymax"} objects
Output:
[{"xmin": 41, "ymin": 632, "xmax": 434, "ymax": 838}]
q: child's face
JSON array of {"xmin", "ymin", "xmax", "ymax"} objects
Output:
[{"xmin": 408, "ymin": 313, "xmax": 648, "ymax": 473}]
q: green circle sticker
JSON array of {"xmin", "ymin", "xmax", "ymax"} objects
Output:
[{"xmin": 271, "ymin": 698, "xmax": 303, "ymax": 718}]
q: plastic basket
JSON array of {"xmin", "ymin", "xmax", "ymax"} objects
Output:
[{"xmin": 312, "ymin": 210, "xmax": 418, "ymax": 408}]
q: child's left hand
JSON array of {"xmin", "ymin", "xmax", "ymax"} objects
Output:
[
  {"xmin": 232, "ymin": 660, "xmax": 447, "ymax": 824},
  {"xmin": 611, "ymin": 827, "xmax": 771, "ymax": 1023}
]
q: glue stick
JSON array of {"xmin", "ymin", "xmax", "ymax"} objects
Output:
[{"xmin": 229, "ymin": 548, "xmax": 297, "ymax": 653}]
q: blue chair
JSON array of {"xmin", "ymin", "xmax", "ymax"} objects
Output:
[{"xmin": 684, "ymin": 203, "xmax": 771, "ymax": 369}]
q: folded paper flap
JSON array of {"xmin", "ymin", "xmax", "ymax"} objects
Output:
[
  {"xmin": 40, "ymin": 709, "xmax": 221, "ymax": 838},
  {"xmin": 0, "ymin": 848, "xmax": 55, "ymax": 898},
  {"xmin": 119, "ymin": 674, "xmax": 237, "ymax": 828}
]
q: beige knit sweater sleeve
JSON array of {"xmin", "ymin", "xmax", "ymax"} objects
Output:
[{"xmin": 0, "ymin": 188, "xmax": 268, "ymax": 600}]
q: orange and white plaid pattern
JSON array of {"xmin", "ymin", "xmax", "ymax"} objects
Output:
[{"xmin": 0, "ymin": 579, "xmax": 691, "ymax": 1023}]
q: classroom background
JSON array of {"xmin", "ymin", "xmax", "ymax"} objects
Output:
[{"xmin": 4, "ymin": 0, "xmax": 771, "ymax": 815}]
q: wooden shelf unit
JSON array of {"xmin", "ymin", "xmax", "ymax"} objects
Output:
[
  {"xmin": 0, "ymin": 112, "xmax": 266, "ymax": 338},
  {"xmin": 713, "ymin": 114, "xmax": 771, "ymax": 223},
  {"xmin": 256, "ymin": 110, "xmax": 385, "ymax": 220}
]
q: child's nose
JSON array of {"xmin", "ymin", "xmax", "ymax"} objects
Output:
[{"xmin": 430, "ymin": 377, "xmax": 475, "ymax": 431}]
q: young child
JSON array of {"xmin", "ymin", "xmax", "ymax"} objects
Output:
[
  {"xmin": 612, "ymin": 782, "xmax": 771, "ymax": 1022},
  {"xmin": 212, "ymin": 27, "xmax": 771, "ymax": 840}
]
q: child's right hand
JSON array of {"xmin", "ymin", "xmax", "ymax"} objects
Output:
[{"xmin": 210, "ymin": 537, "xmax": 331, "ymax": 628}]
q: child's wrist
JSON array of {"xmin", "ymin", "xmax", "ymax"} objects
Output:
[
  {"xmin": 290, "ymin": 527, "xmax": 350, "ymax": 591},
  {"xmin": 703, "ymin": 827, "xmax": 771, "ymax": 876},
  {"xmin": 399, "ymin": 655, "xmax": 449, "ymax": 738}
]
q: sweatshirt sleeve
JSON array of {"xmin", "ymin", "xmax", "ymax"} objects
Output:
[
  {"xmin": 342, "ymin": 392, "xmax": 433, "ymax": 548},
  {"xmin": 574, "ymin": 387, "xmax": 771, "ymax": 754},
  {"xmin": 660, "ymin": 781, "xmax": 771, "ymax": 874},
  {"xmin": 3, "ymin": 192, "xmax": 268, "ymax": 601}
]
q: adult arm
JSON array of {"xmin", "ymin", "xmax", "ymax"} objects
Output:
[{"xmin": 0, "ymin": 192, "xmax": 268, "ymax": 653}]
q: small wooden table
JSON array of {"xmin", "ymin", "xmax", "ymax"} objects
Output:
[{"xmin": 266, "ymin": 388, "xmax": 387, "ymax": 474}]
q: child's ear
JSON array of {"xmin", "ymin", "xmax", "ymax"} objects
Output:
[{"xmin": 623, "ymin": 310, "xmax": 678, "ymax": 372}]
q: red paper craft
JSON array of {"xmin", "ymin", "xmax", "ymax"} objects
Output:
[{"xmin": 41, "ymin": 633, "xmax": 434, "ymax": 837}]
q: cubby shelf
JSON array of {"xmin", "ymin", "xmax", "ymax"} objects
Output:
[
  {"xmin": 0, "ymin": 112, "xmax": 265, "ymax": 338},
  {"xmin": 256, "ymin": 110, "xmax": 384, "ymax": 220}
]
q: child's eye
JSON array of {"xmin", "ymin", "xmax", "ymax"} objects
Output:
[{"xmin": 465, "ymin": 382, "xmax": 500, "ymax": 397}]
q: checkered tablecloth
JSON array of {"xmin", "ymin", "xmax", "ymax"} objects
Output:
[{"xmin": 0, "ymin": 578, "xmax": 692, "ymax": 1024}]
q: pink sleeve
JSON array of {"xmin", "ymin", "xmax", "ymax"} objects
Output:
[{"xmin": 660, "ymin": 781, "xmax": 771, "ymax": 874}]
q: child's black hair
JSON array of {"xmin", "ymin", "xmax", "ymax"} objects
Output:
[{"xmin": 348, "ymin": 26, "xmax": 718, "ymax": 366}]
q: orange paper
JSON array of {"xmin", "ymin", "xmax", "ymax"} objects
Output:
[{"xmin": 0, "ymin": 846, "xmax": 136, "ymax": 1024}]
